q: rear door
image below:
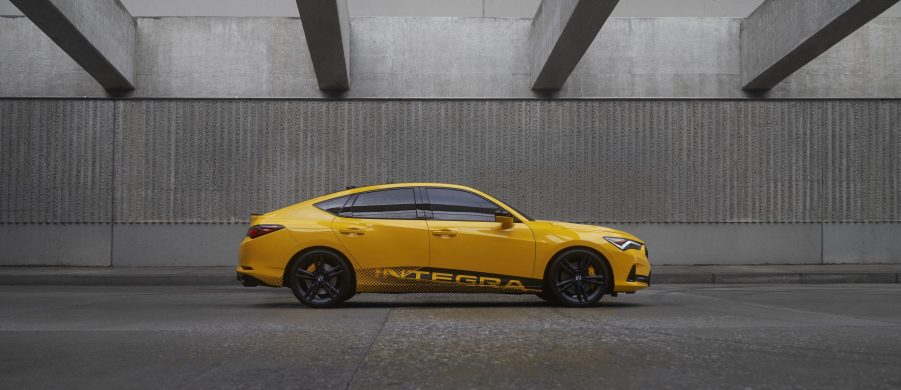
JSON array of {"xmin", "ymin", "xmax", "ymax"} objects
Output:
[{"xmin": 330, "ymin": 187, "xmax": 429, "ymax": 269}]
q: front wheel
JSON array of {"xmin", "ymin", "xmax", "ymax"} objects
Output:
[
  {"xmin": 545, "ymin": 248, "xmax": 610, "ymax": 307},
  {"xmin": 288, "ymin": 249, "xmax": 355, "ymax": 308}
]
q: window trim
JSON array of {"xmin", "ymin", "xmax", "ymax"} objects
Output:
[
  {"xmin": 314, "ymin": 194, "xmax": 352, "ymax": 216},
  {"xmin": 338, "ymin": 187, "xmax": 423, "ymax": 221},
  {"xmin": 422, "ymin": 187, "xmax": 521, "ymax": 223}
]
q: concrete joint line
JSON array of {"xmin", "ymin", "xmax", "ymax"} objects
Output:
[{"xmin": 345, "ymin": 307, "xmax": 392, "ymax": 389}]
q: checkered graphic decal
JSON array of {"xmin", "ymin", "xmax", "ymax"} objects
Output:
[
  {"xmin": 257, "ymin": 275, "xmax": 284, "ymax": 287},
  {"xmin": 355, "ymin": 267, "xmax": 543, "ymax": 294}
]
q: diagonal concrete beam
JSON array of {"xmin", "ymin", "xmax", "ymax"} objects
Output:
[
  {"xmin": 742, "ymin": 0, "xmax": 900, "ymax": 91},
  {"xmin": 530, "ymin": 0, "xmax": 619, "ymax": 91},
  {"xmin": 296, "ymin": 0, "xmax": 351, "ymax": 91},
  {"xmin": 10, "ymin": 0, "xmax": 135, "ymax": 91}
]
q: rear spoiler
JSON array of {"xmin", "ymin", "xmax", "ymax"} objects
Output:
[{"xmin": 250, "ymin": 213, "xmax": 263, "ymax": 226}]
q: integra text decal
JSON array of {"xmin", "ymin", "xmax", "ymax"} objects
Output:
[{"xmin": 373, "ymin": 267, "xmax": 541, "ymax": 291}]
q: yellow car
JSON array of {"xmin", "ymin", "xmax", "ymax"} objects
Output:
[{"xmin": 237, "ymin": 183, "xmax": 650, "ymax": 308}]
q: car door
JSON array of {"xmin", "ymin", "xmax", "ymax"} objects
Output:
[
  {"xmin": 424, "ymin": 187, "xmax": 535, "ymax": 279},
  {"xmin": 331, "ymin": 187, "xmax": 429, "ymax": 270}
]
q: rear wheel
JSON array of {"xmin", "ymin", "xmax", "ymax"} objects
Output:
[
  {"xmin": 545, "ymin": 248, "xmax": 610, "ymax": 307},
  {"xmin": 288, "ymin": 249, "xmax": 355, "ymax": 308}
]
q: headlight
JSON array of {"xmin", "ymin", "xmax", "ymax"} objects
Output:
[{"xmin": 604, "ymin": 236, "xmax": 643, "ymax": 251}]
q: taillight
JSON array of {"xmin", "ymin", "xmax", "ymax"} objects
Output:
[{"xmin": 247, "ymin": 224, "xmax": 285, "ymax": 239}]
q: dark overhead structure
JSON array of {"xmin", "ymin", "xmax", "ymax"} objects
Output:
[
  {"xmin": 741, "ymin": 0, "xmax": 900, "ymax": 91},
  {"xmin": 529, "ymin": 0, "xmax": 620, "ymax": 91},
  {"xmin": 9, "ymin": 0, "xmax": 136, "ymax": 91},
  {"xmin": 296, "ymin": 0, "xmax": 351, "ymax": 91}
]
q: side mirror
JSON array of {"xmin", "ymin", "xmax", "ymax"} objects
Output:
[{"xmin": 495, "ymin": 210, "xmax": 515, "ymax": 229}]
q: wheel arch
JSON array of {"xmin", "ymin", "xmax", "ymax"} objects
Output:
[
  {"xmin": 541, "ymin": 245, "xmax": 615, "ymax": 294},
  {"xmin": 282, "ymin": 246, "xmax": 357, "ymax": 287}
]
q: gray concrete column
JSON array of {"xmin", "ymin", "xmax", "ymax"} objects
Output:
[
  {"xmin": 741, "ymin": 0, "xmax": 899, "ymax": 91},
  {"xmin": 9, "ymin": 0, "xmax": 135, "ymax": 91},
  {"xmin": 296, "ymin": 0, "xmax": 351, "ymax": 91},
  {"xmin": 530, "ymin": 0, "xmax": 619, "ymax": 91}
]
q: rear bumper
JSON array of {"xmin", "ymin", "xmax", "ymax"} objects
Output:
[
  {"xmin": 237, "ymin": 272, "xmax": 265, "ymax": 287},
  {"xmin": 235, "ymin": 267, "xmax": 284, "ymax": 287}
]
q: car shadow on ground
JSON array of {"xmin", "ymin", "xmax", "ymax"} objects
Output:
[{"xmin": 249, "ymin": 300, "xmax": 645, "ymax": 309}]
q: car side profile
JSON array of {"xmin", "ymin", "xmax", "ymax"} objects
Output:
[{"xmin": 237, "ymin": 183, "xmax": 650, "ymax": 308}]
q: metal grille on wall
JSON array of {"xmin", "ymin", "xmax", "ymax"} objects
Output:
[{"xmin": 1, "ymin": 99, "xmax": 898, "ymax": 224}]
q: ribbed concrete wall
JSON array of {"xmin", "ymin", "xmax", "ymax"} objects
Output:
[
  {"xmin": 1, "ymin": 99, "xmax": 899, "ymax": 265},
  {"xmin": 112, "ymin": 100, "xmax": 899, "ymax": 224},
  {"xmin": 0, "ymin": 100, "xmax": 114, "ymax": 223}
]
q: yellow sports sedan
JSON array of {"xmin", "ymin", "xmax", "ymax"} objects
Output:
[{"xmin": 237, "ymin": 183, "xmax": 650, "ymax": 308}]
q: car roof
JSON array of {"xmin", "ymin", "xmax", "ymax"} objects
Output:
[
  {"xmin": 305, "ymin": 183, "xmax": 481, "ymax": 204},
  {"xmin": 344, "ymin": 182, "xmax": 476, "ymax": 193}
]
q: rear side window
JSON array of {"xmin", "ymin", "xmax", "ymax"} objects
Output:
[
  {"xmin": 345, "ymin": 188, "xmax": 418, "ymax": 220},
  {"xmin": 314, "ymin": 195, "xmax": 350, "ymax": 215},
  {"xmin": 427, "ymin": 188, "xmax": 499, "ymax": 222}
]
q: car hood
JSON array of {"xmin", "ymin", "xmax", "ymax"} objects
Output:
[{"xmin": 534, "ymin": 220, "xmax": 644, "ymax": 243}]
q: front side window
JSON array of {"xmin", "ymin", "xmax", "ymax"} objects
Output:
[
  {"xmin": 345, "ymin": 188, "xmax": 418, "ymax": 220},
  {"xmin": 427, "ymin": 188, "xmax": 500, "ymax": 222}
]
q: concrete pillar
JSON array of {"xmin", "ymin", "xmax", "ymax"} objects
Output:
[
  {"xmin": 741, "ymin": 0, "xmax": 899, "ymax": 91},
  {"xmin": 9, "ymin": 0, "xmax": 135, "ymax": 91},
  {"xmin": 530, "ymin": 0, "xmax": 619, "ymax": 91},
  {"xmin": 296, "ymin": 0, "xmax": 351, "ymax": 91}
]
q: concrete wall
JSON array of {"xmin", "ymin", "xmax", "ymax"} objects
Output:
[
  {"xmin": 1, "ymin": 99, "xmax": 899, "ymax": 266},
  {"xmin": 4, "ymin": 0, "xmax": 901, "ymax": 18},
  {"xmin": 2, "ymin": 16, "xmax": 901, "ymax": 98},
  {"xmin": 0, "ymin": 17, "xmax": 108, "ymax": 96}
]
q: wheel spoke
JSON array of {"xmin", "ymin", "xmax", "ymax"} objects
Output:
[
  {"xmin": 560, "ymin": 261, "xmax": 579, "ymax": 276},
  {"xmin": 304, "ymin": 281, "xmax": 320, "ymax": 300},
  {"xmin": 295, "ymin": 269, "xmax": 316, "ymax": 280},
  {"xmin": 325, "ymin": 265, "xmax": 344, "ymax": 278},
  {"xmin": 581, "ymin": 275, "xmax": 604, "ymax": 285},
  {"xmin": 579, "ymin": 256, "xmax": 590, "ymax": 274},
  {"xmin": 557, "ymin": 278, "xmax": 576, "ymax": 290},
  {"xmin": 315, "ymin": 256, "xmax": 324, "ymax": 272},
  {"xmin": 575, "ymin": 281, "xmax": 585, "ymax": 302},
  {"xmin": 321, "ymin": 281, "xmax": 339, "ymax": 298}
]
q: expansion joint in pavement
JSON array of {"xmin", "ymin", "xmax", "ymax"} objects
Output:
[{"xmin": 345, "ymin": 307, "xmax": 393, "ymax": 390}]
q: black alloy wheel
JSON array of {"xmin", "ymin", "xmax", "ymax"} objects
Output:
[
  {"xmin": 546, "ymin": 248, "xmax": 610, "ymax": 307},
  {"xmin": 288, "ymin": 249, "xmax": 355, "ymax": 308}
]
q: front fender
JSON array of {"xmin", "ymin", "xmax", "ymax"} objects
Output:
[{"xmin": 528, "ymin": 221, "xmax": 650, "ymax": 292}]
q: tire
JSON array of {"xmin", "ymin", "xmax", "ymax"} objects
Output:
[
  {"xmin": 544, "ymin": 248, "xmax": 610, "ymax": 308},
  {"xmin": 288, "ymin": 249, "xmax": 355, "ymax": 308}
]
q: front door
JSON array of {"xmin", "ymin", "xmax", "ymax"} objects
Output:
[{"xmin": 424, "ymin": 187, "xmax": 536, "ymax": 285}]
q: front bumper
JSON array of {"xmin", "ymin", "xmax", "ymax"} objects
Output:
[
  {"xmin": 626, "ymin": 265, "xmax": 651, "ymax": 286},
  {"xmin": 635, "ymin": 273, "xmax": 651, "ymax": 285}
]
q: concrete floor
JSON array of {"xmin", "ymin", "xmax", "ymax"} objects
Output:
[{"xmin": 2, "ymin": 285, "xmax": 900, "ymax": 389}]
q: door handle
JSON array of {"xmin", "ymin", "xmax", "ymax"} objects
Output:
[
  {"xmin": 431, "ymin": 229, "xmax": 457, "ymax": 237},
  {"xmin": 338, "ymin": 227, "xmax": 365, "ymax": 236}
]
